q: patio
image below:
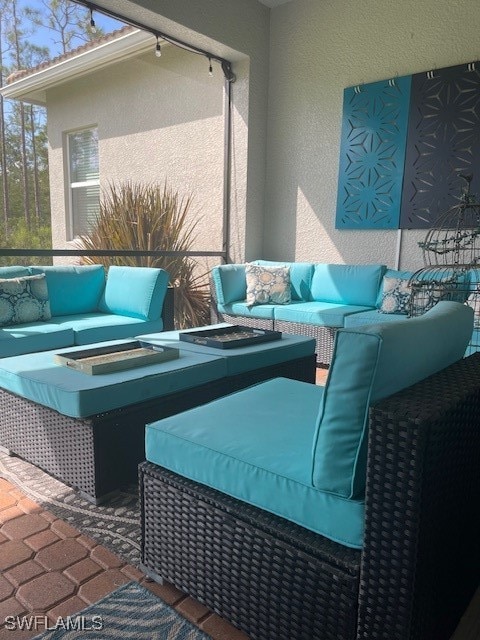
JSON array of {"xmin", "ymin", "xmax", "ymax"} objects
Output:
[{"xmin": 0, "ymin": 438, "xmax": 478, "ymax": 640}]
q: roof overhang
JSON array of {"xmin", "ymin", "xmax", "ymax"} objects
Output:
[{"xmin": 0, "ymin": 28, "xmax": 153, "ymax": 105}]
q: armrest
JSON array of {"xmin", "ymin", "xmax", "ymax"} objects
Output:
[{"xmin": 358, "ymin": 353, "xmax": 480, "ymax": 640}]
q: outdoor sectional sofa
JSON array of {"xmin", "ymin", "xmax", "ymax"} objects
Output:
[
  {"xmin": 211, "ymin": 260, "xmax": 479, "ymax": 365},
  {"xmin": 0, "ymin": 264, "xmax": 174, "ymax": 357},
  {"xmin": 140, "ymin": 300, "xmax": 480, "ymax": 640}
]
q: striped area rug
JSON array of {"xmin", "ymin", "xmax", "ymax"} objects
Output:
[{"xmin": 32, "ymin": 582, "xmax": 212, "ymax": 639}]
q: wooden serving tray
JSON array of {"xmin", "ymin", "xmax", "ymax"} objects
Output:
[
  {"xmin": 54, "ymin": 341, "xmax": 179, "ymax": 375},
  {"xmin": 179, "ymin": 325, "xmax": 282, "ymax": 349}
]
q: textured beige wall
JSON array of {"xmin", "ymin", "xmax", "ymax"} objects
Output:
[
  {"xmin": 47, "ymin": 45, "xmax": 225, "ymax": 262},
  {"xmin": 95, "ymin": 0, "xmax": 271, "ymax": 262},
  {"xmin": 265, "ymin": 0, "xmax": 480, "ymax": 270}
]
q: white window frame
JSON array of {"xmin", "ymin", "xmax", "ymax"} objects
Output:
[{"xmin": 65, "ymin": 126, "xmax": 100, "ymax": 240}]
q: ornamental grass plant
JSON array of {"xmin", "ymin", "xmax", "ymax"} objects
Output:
[{"xmin": 78, "ymin": 182, "xmax": 210, "ymax": 328}]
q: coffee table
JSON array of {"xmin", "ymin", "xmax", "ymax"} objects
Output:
[{"xmin": 0, "ymin": 329, "xmax": 315, "ymax": 503}]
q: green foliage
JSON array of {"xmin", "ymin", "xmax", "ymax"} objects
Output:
[
  {"xmin": 77, "ymin": 182, "xmax": 210, "ymax": 329},
  {"xmin": 0, "ymin": 218, "xmax": 52, "ymax": 266}
]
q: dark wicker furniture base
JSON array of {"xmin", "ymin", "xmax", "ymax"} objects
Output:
[
  {"xmin": 0, "ymin": 354, "xmax": 315, "ymax": 503},
  {"xmin": 140, "ymin": 353, "xmax": 480, "ymax": 640}
]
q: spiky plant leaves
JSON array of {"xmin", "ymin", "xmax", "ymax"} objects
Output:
[{"xmin": 77, "ymin": 182, "xmax": 210, "ymax": 328}]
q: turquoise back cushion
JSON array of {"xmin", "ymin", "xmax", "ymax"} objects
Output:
[
  {"xmin": 29, "ymin": 265, "xmax": 105, "ymax": 316},
  {"xmin": 253, "ymin": 260, "xmax": 314, "ymax": 301},
  {"xmin": 0, "ymin": 266, "xmax": 30, "ymax": 279},
  {"xmin": 211, "ymin": 264, "xmax": 247, "ymax": 305},
  {"xmin": 98, "ymin": 266, "xmax": 169, "ymax": 320},
  {"xmin": 312, "ymin": 301, "xmax": 474, "ymax": 498},
  {"xmin": 311, "ymin": 263, "xmax": 385, "ymax": 306}
]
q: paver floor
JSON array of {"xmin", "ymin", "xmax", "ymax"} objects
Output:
[{"xmin": 0, "ymin": 477, "xmax": 248, "ymax": 640}]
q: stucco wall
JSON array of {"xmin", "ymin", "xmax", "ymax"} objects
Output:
[
  {"xmin": 96, "ymin": 0, "xmax": 271, "ymax": 262},
  {"xmin": 47, "ymin": 44, "xmax": 226, "ymax": 262},
  {"xmin": 265, "ymin": 0, "xmax": 480, "ymax": 270}
]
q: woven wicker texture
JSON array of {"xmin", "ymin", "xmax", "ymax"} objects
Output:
[
  {"xmin": 140, "ymin": 464, "xmax": 360, "ymax": 640},
  {"xmin": 358, "ymin": 352, "xmax": 480, "ymax": 640},
  {"xmin": 140, "ymin": 353, "xmax": 480, "ymax": 640}
]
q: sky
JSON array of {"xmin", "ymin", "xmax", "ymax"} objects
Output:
[{"xmin": 18, "ymin": 0, "xmax": 125, "ymax": 59}]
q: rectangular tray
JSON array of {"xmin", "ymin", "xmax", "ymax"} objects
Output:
[
  {"xmin": 54, "ymin": 341, "xmax": 179, "ymax": 375},
  {"xmin": 179, "ymin": 325, "xmax": 282, "ymax": 349}
]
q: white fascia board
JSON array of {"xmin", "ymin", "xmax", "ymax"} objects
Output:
[{"xmin": 0, "ymin": 29, "xmax": 154, "ymax": 105}]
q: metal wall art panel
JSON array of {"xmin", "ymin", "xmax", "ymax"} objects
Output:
[
  {"xmin": 400, "ymin": 62, "xmax": 480, "ymax": 229},
  {"xmin": 335, "ymin": 75, "xmax": 412, "ymax": 229}
]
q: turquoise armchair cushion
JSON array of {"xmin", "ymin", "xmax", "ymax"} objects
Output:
[
  {"xmin": 312, "ymin": 301, "xmax": 474, "ymax": 499},
  {"xmin": 146, "ymin": 377, "xmax": 365, "ymax": 549},
  {"xmin": 311, "ymin": 264, "xmax": 385, "ymax": 307},
  {"xmin": 211, "ymin": 264, "xmax": 247, "ymax": 306},
  {"xmin": 29, "ymin": 265, "xmax": 105, "ymax": 317},
  {"xmin": 98, "ymin": 266, "xmax": 169, "ymax": 321}
]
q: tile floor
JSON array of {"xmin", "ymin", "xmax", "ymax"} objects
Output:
[{"xmin": 0, "ymin": 477, "xmax": 248, "ymax": 640}]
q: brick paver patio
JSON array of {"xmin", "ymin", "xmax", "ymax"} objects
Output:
[{"xmin": 0, "ymin": 477, "xmax": 248, "ymax": 640}]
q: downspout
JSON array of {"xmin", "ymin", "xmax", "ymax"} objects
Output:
[{"xmin": 222, "ymin": 74, "xmax": 233, "ymax": 264}]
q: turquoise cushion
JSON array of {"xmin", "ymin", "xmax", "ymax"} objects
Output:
[
  {"xmin": 253, "ymin": 261, "xmax": 314, "ymax": 301},
  {"xmin": 312, "ymin": 301, "xmax": 474, "ymax": 499},
  {"xmin": 98, "ymin": 266, "xmax": 169, "ymax": 320},
  {"xmin": 29, "ymin": 265, "xmax": 105, "ymax": 317},
  {"xmin": 344, "ymin": 309, "xmax": 408, "ymax": 328},
  {"xmin": 0, "ymin": 266, "xmax": 30, "ymax": 279},
  {"xmin": 0, "ymin": 343, "xmax": 226, "ymax": 418},
  {"xmin": 52, "ymin": 313, "xmax": 165, "ymax": 345},
  {"xmin": 219, "ymin": 301, "xmax": 275, "ymax": 320},
  {"xmin": 311, "ymin": 264, "xmax": 385, "ymax": 306},
  {"xmin": 273, "ymin": 301, "xmax": 374, "ymax": 327},
  {"xmin": 211, "ymin": 264, "xmax": 247, "ymax": 305},
  {"xmin": 145, "ymin": 378, "xmax": 365, "ymax": 549},
  {"xmin": 0, "ymin": 324, "xmax": 73, "ymax": 358},
  {"xmin": 138, "ymin": 326, "xmax": 315, "ymax": 375}
]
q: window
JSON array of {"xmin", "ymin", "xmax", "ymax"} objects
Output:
[{"xmin": 66, "ymin": 127, "xmax": 100, "ymax": 239}]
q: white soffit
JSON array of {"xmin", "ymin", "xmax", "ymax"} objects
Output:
[{"xmin": 0, "ymin": 29, "xmax": 153, "ymax": 105}]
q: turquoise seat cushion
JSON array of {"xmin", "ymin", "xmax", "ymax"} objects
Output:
[
  {"xmin": 145, "ymin": 377, "xmax": 365, "ymax": 549},
  {"xmin": 211, "ymin": 264, "xmax": 247, "ymax": 306},
  {"xmin": 52, "ymin": 313, "xmax": 165, "ymax": 345},
  {"xmin": 313, "ymin": 301, "xmax": 474, "ymax": 499},
  {"xmin": 311, "ymin": 264, "xmax": 385, "ymax": 306},
  {"xmin": 0, "ymin": 324, "xmax": 73, "ymax": 358},
  {"xmin": 98, "ymin": 266, "xmax": 169, "ymax": 320},
  {"xmin": 0, "ymin": 343, "xmax": 226, "ymax": 418},
  {"xmin": 344, "ymin": 309, "xmax": 408, "ymax": 328},
  {"xmin": 138, "ymin": 326, "xmax": 315, "ymax": 375},
  {"xmin": 29, "ymin": 265, "xmax": 105, "ymax": 316},
  {"xmin": 273, "ymin": 301, "xmax": 374, "ymax": 327},
  {"xmin": 219, "ymin": 301, "xmax": 275, "ymax": 320},
  {"xmin": 253, "ymin": 261, "xmax": 314, "ymax": 300}
]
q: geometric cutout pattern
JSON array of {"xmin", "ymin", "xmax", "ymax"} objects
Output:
[
  {"xmin": 336, "ymin": 75, "xmax": 411, "ymax": 228},
  {"xmin": 400, "ymin": 61, "xmax": 480, "ymax": 229}
]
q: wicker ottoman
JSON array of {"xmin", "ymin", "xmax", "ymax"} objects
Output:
[{"xmin": 0, "ymin": 334, "xmax": 315, "ymax": 503}]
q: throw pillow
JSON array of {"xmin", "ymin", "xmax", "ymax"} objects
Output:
[
  {"xmin": 409, "ymin": 278, "xmax": 456, "ymax": 316},
  {"xmin": 466, "ymin": 288, "xmax": 480, "ymax": 328},
  {"xmin": 245, "ymin": 264, "xmax": 291, "ymax": 307},
  {"xmin": 379, "ymin": 276, "xmax": 411, "ymax": 314},
  {"xmin": 0, "ymin": 274, "xmax": 51, "ymax": 326}
]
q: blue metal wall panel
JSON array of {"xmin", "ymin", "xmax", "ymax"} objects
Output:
[{"xmin": 335, "ymin": 75, "xmax": 411, "ymax": 229}]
